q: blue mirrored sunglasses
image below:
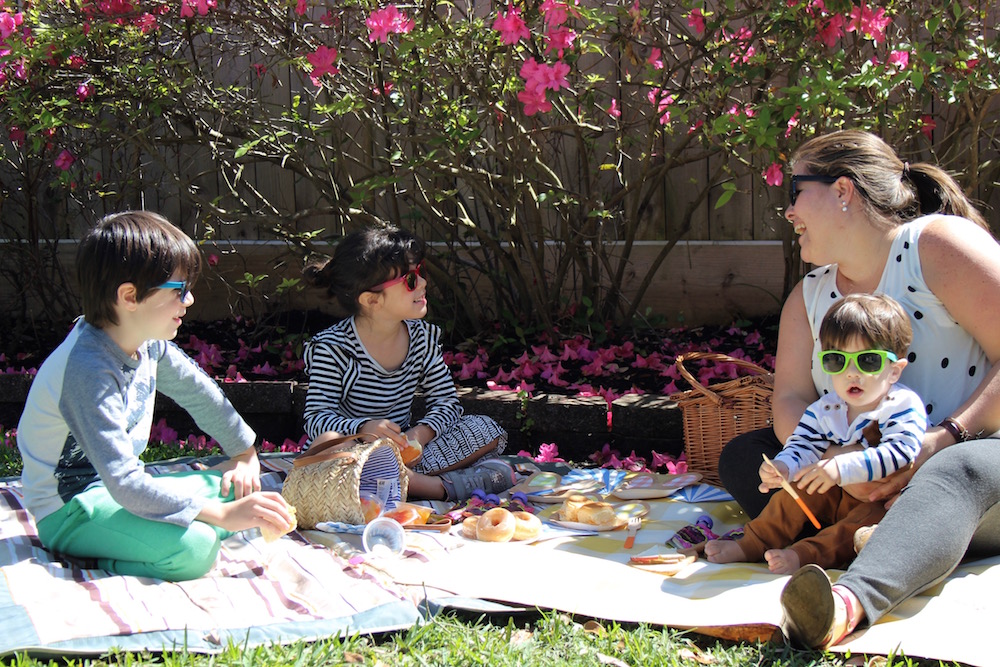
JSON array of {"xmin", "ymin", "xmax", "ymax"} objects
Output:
[{"xmin": 157, "ymin": 280, "xmax": 190, "ymax": 301}]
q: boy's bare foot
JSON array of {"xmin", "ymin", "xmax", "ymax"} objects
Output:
[
  {"xmin": 765, "ymin": 548, "xmax": 801, "ymax": 574},
  {"xmin": 704, "ymin": 539, "xmax": 746, "ymax": 564}
]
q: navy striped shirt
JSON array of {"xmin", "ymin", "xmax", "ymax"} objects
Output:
[{"xmin": 303, "ymin": 317, "xmax": 463, "ymax": 442}]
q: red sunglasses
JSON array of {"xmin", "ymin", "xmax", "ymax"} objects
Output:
[{"xmin": 371, "ymin": 261, "xmax": 425, "ymax": 292}]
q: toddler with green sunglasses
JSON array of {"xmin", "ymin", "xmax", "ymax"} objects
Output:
[{"xmin": 705, "ymin": 293, "xmax": 927, "ymax": 574}]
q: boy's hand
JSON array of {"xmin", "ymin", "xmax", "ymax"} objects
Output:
[
  {"xmin": 199, "ymin": 492, "xmax": 293, "ymax": 534},
  {"xmin": 215, "ymin": 447, "xmax": 262, "ymax": 499},
  {"xmin": 793, "ymin": 459, "xmax": 840, "ymax": 494},
  {"xmin": 758, "ymin": 459, "xmax": 789, "ymax": 493}
]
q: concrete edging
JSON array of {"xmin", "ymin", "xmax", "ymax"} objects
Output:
[{"xmin": 0, "ymin": 375, "xmax": 684, "ymax": 461}]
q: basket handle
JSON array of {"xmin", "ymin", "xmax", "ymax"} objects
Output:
[
  {"xmin": 674, "ymin": 352, "xmax": 771, "ymax": 407},
  {"xmin": 292, "ymin": 433, "xmax": 377, "ymax": 468}
]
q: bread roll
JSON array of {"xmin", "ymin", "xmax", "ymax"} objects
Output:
[
  {"xmin": 261, "ymin": 505, "xmax": 297, "ymax": 542},
  {"xmin": 561, "ymin": 494, "xmax": 591, "ymax": 522},
  {"xmin": 576, "ymin": 501, "xmax": 616, "ymax": 526}
]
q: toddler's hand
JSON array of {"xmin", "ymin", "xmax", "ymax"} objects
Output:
[
  {"xmin": 793, "ymin": 459, "xmax": 840, "ymax": 494},
  {"xmin": 758, "ymin": 460, "xmax": 789, "ymax": 493}
]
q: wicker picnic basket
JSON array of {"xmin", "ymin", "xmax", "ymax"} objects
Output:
[
  {"xmin": 281, "ymin": 434, "xmax": 408, "ymax": 529},
  {"xmin": 668, "ymin": 352, "xmax": 774, "ymax": 487}
]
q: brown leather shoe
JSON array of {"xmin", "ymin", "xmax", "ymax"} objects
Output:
[{"xmin": 779, "ymin": 564, "xmax": 835, "ymax": 649}]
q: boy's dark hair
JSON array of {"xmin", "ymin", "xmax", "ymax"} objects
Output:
[
  {"xmin": 77, "ymin": 211, "xmax": 201, "ymax": 328},
  {"xmin": 819, "ymin": 293, "xmax": 912, "ymax": 358},
  {"xmin": 303, "ymin": 226, "xmax": 425, "ymax": 315}
]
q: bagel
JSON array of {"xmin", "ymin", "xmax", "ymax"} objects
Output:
[
  {"xmin": 476, "ymin": 507, "xmax": 516, "ymax": 542},
  {"xmin": 576, "ymin": 501, "xmax": 616, "ymax": 526},
  {"xmin": 461, "ymin": 515, "xmax": 480, "ymax": 539},
  {"xmin": 511, "ymin": 511, "xmax": 542, "ymax": 541}
]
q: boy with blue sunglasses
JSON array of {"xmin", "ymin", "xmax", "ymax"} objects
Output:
[
  {"xmin": 705, "ymin": 294, "xmax": 927, "ymax": 574},
  {"xmin": 17, "ymin": 211, "xmax": 295, "ymax": 581}
]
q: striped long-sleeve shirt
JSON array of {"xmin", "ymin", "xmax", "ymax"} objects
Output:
[
  {"xmin": 774, "ymin": 383, "xmax": 927, "ymax": 485},
  {"xmin": 302, "ymin": 317, "xmax": 463, "ymax": 442}
]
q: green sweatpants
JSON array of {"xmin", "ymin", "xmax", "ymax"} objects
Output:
[{"xmin": 36, "ymin": 470, "xmax": 235, "ymax": 582}]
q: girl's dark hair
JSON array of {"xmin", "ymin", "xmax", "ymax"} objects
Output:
[
  {"xmin": 303, "ymin": 226, "xmax": 425, "ymax": 315},
  {"xmin": 791, "ymin": 129, "xmax": 989, "ymax": 232},
  {"xmin": 77, "ymin": 211, "xmax": 201, "ymax": 328},
  {"xmin": 819, "ymin": 293, "xmax": 912, "ymax": 358}
]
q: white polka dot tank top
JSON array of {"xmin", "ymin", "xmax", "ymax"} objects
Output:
[{"xmin": 801, "ymin": 215, "xmax": 992, "ymax": 428}]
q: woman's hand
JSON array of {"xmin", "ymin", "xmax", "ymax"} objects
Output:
[
  {"xmin": 794, "ymin": 459, "xmax": 841, "ymax": 495},
  {"xmin": 212, "ymin": 446, "xmax": 262, "ymax": 499},
  {"xmin": 198, "ymin": 491, "xmax": 294, "ymax": 534}
]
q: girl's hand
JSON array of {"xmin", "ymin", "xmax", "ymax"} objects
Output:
[
  {"xmin": 198, "ymin": 491, "xmax": 294, "ymax": 534},
  {"xmin": 758, "ymin": 460, "xmax": 789, "ymax": 492},
  {"xmin": 360, "ymin": 419, "xmax": 404, "ymax": 445},
  {"xmin": 794, "ymin": 459, "xmax": 840, "ymax": 494},
  {"xmin": 213, "ymin": 446, "xmax": 262, "ymax": 499}
]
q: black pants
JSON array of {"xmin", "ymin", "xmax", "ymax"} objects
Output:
[{"xmin": 717, "ymin": 427, "xmax": 783, "ymax": 519}]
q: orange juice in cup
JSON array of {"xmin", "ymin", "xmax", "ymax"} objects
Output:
[{"xmin": 359, "ymin": 492, "xmax": 384, "ymax": 524}]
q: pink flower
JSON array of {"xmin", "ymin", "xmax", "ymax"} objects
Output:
[
  {"xmin": 67, "ymin": 54, "xmax": 86, "ymax": 70},
  {"xmin": 887, "ymin": 49, "xmax": 909, "ymax": 70},
  {"xmin": 919, "ymin": 114, "xmax": 936, "ymax": 140},
  {"xmin": 54, "ymin": 149, "xmax": 75, "ymax": 171},
  {"xmin": 8, "ymin": 126, "xmax": 25, "ymax": 147},
  {"xmin": 847, "ymin": 3, "xmax": 892, "ymax": 44},
  {"xmin": 539, "ymin": 0, "xmax": 572, "ymax": 27},
  {"xmin": 647, "ymin": 88, "xmax": 673, "ymax": 125},
  {"xmin": 544, "ymin": 26, "xmax": 576, "ymax": 58},
  {"xmin": 520, "ymin": 58, "xmax": 571, "ymax": 94},
  {"xmin": 687, "ymin": 8, "xmax": 705, "ymax": 34},
  {"xmin": 306, "ymin": 45, "xmax": 339, "ymax": 86},
  {"xmin": 0, "ymin": 12, "xmax": 18, "ymax": 40},
  {"xmin": 535, "ymin": 443, "xmax": 566, "ymax": 463},
  {"xmin": 588, "ymin": 443, "xmax": 621, "ymax": 466},
  {"xmin": 647, "ymin": 47, "xmax": 663, "ymax": 70},
  {"xmin": 76, "ymin": 82, "xmax": 93, "ymax": 102},
  {"xmin": 688, "ymin": 119, "xmax": 704, "ymax": 134},
  {"xmin": 294, "ymin": 0, "xmax": 307, "ymax": 16},
  {"xmin": 785, "ymin": 111, "xmax": 800, "ymax": 138},
  {"xmin": 763, "ymin": 162, "xmax": 784, "ymax": 187},
  {"xmin": 607, "ymin": 98, "xmax": 621, "ymax": 118},
  {"xmin": 207, "ymin": 253, "xmax": 220, "ymax": 267},
  {"xmin": 492, "ymin": 6, "xmax": 529, "ymax": 46},
  {"xmin": 366, "ymin": 5, "xmax": 414, "ymax": 43},
  {"xmin": 815, "ymin": 14, "xmax": 845, "ymax": 48},
  {"xmin": 179, "ymin": 0, "xmax": 215, "ymax": 18}
]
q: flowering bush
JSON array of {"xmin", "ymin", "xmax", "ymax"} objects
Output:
[{"xmin": 1, "ymin": 0, "xmax": 997, "ymax": 339}]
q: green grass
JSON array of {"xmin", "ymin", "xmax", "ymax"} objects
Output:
[{"xmin": 0, "ymin": 610, "xmax": 961, "ymax": 666}]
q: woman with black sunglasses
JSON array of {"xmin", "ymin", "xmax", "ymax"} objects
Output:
[
  {"xmin": 715, "ymin": 130, "xmax": 1000, "ymax": 648},
  {"xmin": 301, "ymin": 227, "xmax": 514, "ymax": 504}
]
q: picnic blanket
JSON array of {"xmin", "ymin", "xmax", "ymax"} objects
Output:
[
  {"xmin": 0, "ymin": 455, "xmax": 421, "ymax": 656},
  {"xmin": 3, "ymin": 458, "xmax": 998, "ymax": 666}
]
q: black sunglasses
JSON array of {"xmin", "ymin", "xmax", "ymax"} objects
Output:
[{"xmin": 789, "ymin": 174, "xmax": 840, "ymax": 206}]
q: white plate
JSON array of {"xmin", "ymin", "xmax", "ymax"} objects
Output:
[
  {"xmin": 610, "ymin": 472, "xmax": 702, "ymax": 500},
  {"xmin": 549, "ymin": 516, "xmax": 625, "ymax": 532},
  {"xmin": 546, "ymin": 501, "xmax": 649, "ymax": 531},
  {"xmin": 511, "ymin": 472, "xmax": 606, "ymax": 503}
]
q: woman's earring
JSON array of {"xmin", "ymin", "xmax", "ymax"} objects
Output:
[{"xmin": 841, "ymin": 201, "xmax": 849, "ymax": 212}]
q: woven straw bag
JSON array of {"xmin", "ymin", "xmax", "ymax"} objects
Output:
[
  {"xmin": 668, "ymin": 352, "xmax": 774, "ymax": 487},
  {"xmin": 281, "ymin": 433, "xmax": 408, "ymax": 529}
]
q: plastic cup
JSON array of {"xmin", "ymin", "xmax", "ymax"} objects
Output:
[{"xmin": 362, "ymin": 517, "xmax": 406, "ymax": 557}]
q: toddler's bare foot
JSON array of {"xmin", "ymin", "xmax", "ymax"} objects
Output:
[
  {"xmin": 764, "ymin": 548, "xmax": 801, "ymax": 574},
  {"xmin": 704, "ymin": 539, "xmax": 746, "ymax": 564}
]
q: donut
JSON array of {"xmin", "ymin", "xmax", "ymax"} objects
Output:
[
  {"xmin": 511, "ymin": 511, "xmax": 542, "ymax": 541},
  {"xmin": 261, "ymin": 505, "xmax": 297, "ymax": 542},
  {"xmin": 461, "ymin": 516, "xmax": 480, "ymax": 539},
  {"xmin": 476, "ymin": 507, "xmax": 516, "ymax": 542},
  {"xmin": 561, "ymin": 494, "xmax": 591, "ymax": 522},
  {"xmin": 577, "ymin": 501, "xmax": 616, "ymax": 526}
]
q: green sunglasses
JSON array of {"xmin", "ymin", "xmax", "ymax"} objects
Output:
[{"xmin": 818, "ymin": 349, "xmax": 898, "ymax": 375}]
